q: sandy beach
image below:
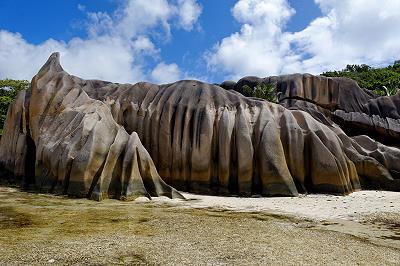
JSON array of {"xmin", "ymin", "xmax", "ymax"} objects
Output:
[
  {"xmin": 167, "ymin": 191, "xmax": 400, "ymax": 221},
  {"xmin": 0, "ymin": 186, "xmax": 399, "ymax": 265}
]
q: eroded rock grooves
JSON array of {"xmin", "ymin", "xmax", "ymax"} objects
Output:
[
  {"xmin": 0, "ymin": 53, "xmax": 399, "ymax": 200},
  {"xmin": 224, "ymin": 75, "xmax": 400, "ymax": 146},
  {"xmin": 0, "ymin": 53, "xmax": 183, "ymax": 200}
]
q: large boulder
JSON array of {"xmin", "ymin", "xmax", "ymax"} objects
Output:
[
  {"xmin": 0, "ymin": 53, "xmax": 183, "ymax": 201},
  {"xmin": 1, "ymin": 53, "xmax": 399, "ymax": 200},
  {"xmin": 228, "ymin": 74, "xmax": 400, "ymax": 147}
]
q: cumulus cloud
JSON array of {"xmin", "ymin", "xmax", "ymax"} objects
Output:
[
  {"xmin": 0, "ymin": 0, "xmax": 202, "ymax": 83},
  {"xmin": 0, "ymin": 31, "xmax": 64, "ymax": 80},
  {"xmin": 0, "ymin": 31, "xmax": 145, "ymax": 83},
  {"xmin": 176, "ymin": 0, "xmax": 202, "ymax": 31},
  {"xmin": 150, "ymin": 62, "xmax": 181, "ymax": 83},
  {"xmin": 207, "ymin": 0, "xmax": 400, "ymax": 80},
  {"xmin": 206, "ymin": 0, "xmax": 296, "ymax": 79},
  {"xmin": 114, "ymin": 0, "xmax": 174, "ymax": 40},
  {"xmin": 292, "ymin": 0, "xmax": 400, "ymax": 73}
]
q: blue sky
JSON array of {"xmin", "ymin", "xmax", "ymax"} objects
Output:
[
  {"xmin": 0, "ymin": 0, "xmax": 320, "ymax": 43},
  {"xmin": 0, "ymin": 0, "xmax": 399, "ymax": 83}
]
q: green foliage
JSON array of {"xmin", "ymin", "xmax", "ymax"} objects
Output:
[
  {"xmin": 242, "ymin": 85, "xmax": 254, "ymax": 97},
  {"xmin": 0, "ymin": 79, "xmax": 30, "ymax": 132},
  {"xmin": 322, "ymin": 61, "xmax": 400, "ymax": 96},
  {"xmin": 254, "ymin": 83, "xmax": 277, "ymax": 102},
  {"xmin": 242, "ymin": 83, "xmax": 277, "ymax": 102}
]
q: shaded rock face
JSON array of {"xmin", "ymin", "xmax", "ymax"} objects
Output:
[
  {"xmin": 231, "ymin": 74, "xmax": 400, "ymax": 147},
  {"xmin": 0, "ymin": 53, "xmax": 183, "ymax": 201},
  {"xmin": 1, "ymin": 53, "xmax": 399, "ymax": 200}
]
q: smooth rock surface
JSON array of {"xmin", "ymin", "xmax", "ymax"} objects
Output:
[
  {"xmin": 229, "ymin": 74, "xmax": 400, "ymax": 146},
  {"xmin": 0, "ymin": 53, "xmax": 399, "ymax": 199},
  {"xmin": 0, "ymin": 53, "xmax": 183, "ymax": 200}
]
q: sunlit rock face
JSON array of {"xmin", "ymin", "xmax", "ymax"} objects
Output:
[
  {"xmin": 0, "ymin": 53, "xmax": 183, "ymax": 201},
  {"xmin": 226, "ymin": 74, "xmax": 400, "ymax": 147},
  {"xmin": 0, "ymin": 53, "xmax": 399, "ymax": 200}
]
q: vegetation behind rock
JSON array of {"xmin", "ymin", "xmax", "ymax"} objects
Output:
[
  {"xmin": 0, "ymin": 79, "xmax": 30, "ymax": 134},
  {"xmin": 242, "ymin": 83, "xmax": 277, "ymax": 102},
  {"xmin": 322, "ymin": 61, "xmax": 400, "ymax": 96}
]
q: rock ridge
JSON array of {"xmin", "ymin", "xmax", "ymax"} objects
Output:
[{"xmin": 0, "ymin": 53, "xmax": 399, "ymax": 200}]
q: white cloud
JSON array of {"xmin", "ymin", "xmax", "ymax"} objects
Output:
[
  {"xmin": 150, "ymin": 62, "xmax": 181, "ymax": 84},
  {"xmin": 0, "ymin": 31, "xmax": 63, "ymax": 80},
  {"xmin": 232, "ymin": 0, "xmax": 293, "ymax": 26},
  {"xmin": 77, "ymin": 4, "xmax": 86, "ymax": 12},
  {"xmin": 176, "ymin": 0, "xmax": 202, "ymax": 31},
  {"xmin": 0, "ymin": 30, "xmax": 144, "ymax": 82},
  {"xmin": 0, "ymin": 0, "xmax": 202, "ymax": 83},
  {"xmin": 206, "ymin": 0, "xmax": 296, "ymax": 80},
  {"xmin": 6, "ymin": 0, "xmax": 399, "ymax": 83},
  {"xmin": 292, "ymin": 0, "xmax": 400, "ymax": 73},
  {"xmin": 114, "ymin": 0, "xmax": 174, "ymax": 40},
  {"xmin": 86, "ymin": 11, "xmax": 114, "ymax": 38},
  {"xmin": 207, "ymin": 0, "xmax": 400, "ymax": 80}
]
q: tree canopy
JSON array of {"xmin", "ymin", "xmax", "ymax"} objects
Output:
[
  {"xmin": 0, "ymin": 79, "xmax": 30, "ymax": 133},
  {"xmin": 242, "ymin": 83, "xmax": 277, "ymax": 103},
  {"xmin": 322, "ymin": 61, "xmax": 400, "ymax": 96}
]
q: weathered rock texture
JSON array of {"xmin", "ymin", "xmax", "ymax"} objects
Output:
[
  {"xmin": 224, "ymin": 74, "xmax": 400, "ymax": 147},
  {"xmin": 0, "ymin": 53, "xmax": 183, "ymax": 200},
  {"xmin": 1, "ymin": 53, "xmax": 399, "ymax": 200}
]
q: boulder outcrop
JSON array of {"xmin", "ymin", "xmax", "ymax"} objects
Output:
[
  {"xmin": 227, "ymin": 74, "xmax": 400, "ymax": 146},
  {"xmin": 1, "ymin": 53, "xmax": 399, "ymax": 200},
  {"xmin": 0, "ymin": 53, "xmax": 183, "ymax": 200}
]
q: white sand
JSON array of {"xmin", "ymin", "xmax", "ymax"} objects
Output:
[{"xmin": 155, "ymin": 190, "xmax": 400, "ymax": 222}]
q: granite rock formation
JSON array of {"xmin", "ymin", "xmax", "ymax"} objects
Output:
[
  {"xmin": 0, "ymin": 53, "xmax": 399, "ymax": 200},
  {"xmin": 224, "ymin": 74, "xmax": 400, "ymax": 147},
  {"xmin": 0, "ymin": 53, "xmax": 183, "ymax": 200}
]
